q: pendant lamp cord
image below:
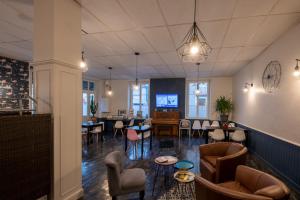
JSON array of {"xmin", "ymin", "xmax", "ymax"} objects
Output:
[
  {"xmin": 194, "ymin": 0, "xmax": 196, "ymax": 22},
  {"xmin": 197, "ymin": 63, "xmax": 200, "ymax": 89}
]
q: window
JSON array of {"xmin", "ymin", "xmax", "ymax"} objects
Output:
[
  {"xmin": 129, "ymin": 82, "xmax": 150, "ymax": 118},
  {"xmin": 186, "ymin": 81, "xmax": 209, "ymax": 118},
  {"xmin": 82, "ymin": 80, "xmax": 95, "ymax": 117}
]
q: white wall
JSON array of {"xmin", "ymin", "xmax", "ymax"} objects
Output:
[
  {"xmin": 209, "ymin": 77, "xmax": 233, "ymax": 120},
  {"xmin": 98, "ymin": 78, "xmax": 232, "ymax": 119},
  {"xmin": 233, "ymin": 23, "xmax": 300, "ymax": 145}
]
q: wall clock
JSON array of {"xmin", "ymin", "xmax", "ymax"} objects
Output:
[{"xmin": 262, "ymin": 61, "xmax": 281, "ymax": 93}]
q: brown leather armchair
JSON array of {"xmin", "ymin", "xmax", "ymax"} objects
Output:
[
  {"xmin": 200, "ymin": 142, "xmax": 247, "ymax": 183},
  {"xmin": 195, "ymin": 165, "xmax": 290, "ymax": 200}
]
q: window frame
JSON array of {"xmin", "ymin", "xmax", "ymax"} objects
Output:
[
  {"xmin": 128, "ymin": 80, "xmax": 150, "ymax": 118},
  {"xmin": 82, "ymin": 80, "xmax": 96, "ymax": 117},
  {"xmin": 185, "ymin": 80, "xmax": 210, "ymax": 119}
]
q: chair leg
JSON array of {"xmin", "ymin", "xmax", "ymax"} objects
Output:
[
  {"xmin": 139, "ymin": 190, "xmax": 145, "ymax": 200},
  {"xmin": 114, "ymin": 129, "xmax": 117, "ymax": 137},
  {"xmin": 135, "ymin": 141, "xmax": 138, "ymax": 159},
  {"xmin": 121, "ymin": 129, "xmax": 124, "ymax": 136}
]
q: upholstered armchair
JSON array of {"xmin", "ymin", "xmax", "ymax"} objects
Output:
[
  {"xmin": 195, "ymin": 165, "xmax": 290, "ymax": 200},
  {"xmin": 200, "ymin": 142, "xmax": 247, "ymax": 183},
  {"xmin": 104, "ymin": 151, "xmax": 146, "ymax": 200}
]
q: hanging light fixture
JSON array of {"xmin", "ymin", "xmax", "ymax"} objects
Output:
[
  {"xmin": 133, "ymin": 52, "xmax": 140, "ymax": 90},
  {"xmin": 107, "ymin": 67, "xmax": 113, "ymax": 96},
  {"xmin": 293, "ymin": 59, "xmax": 300, "ymax": 77},
  {"xmin": 177, "ymin": 0, "xmax": 212, "ymax": 63},
  {"xmin": 243, "ymin": 82, "xmax": 253, "ymax": 93},
  {"xmin": 195, "ymin": 63, "xmax": 201, "ymax": 96},
  {"xmin": 80, "ymin": 51, "xmax": 88, "ymax": 72}
]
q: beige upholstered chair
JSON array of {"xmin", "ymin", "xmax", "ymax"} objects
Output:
[
  {"xmin": 200, "ymin": 142, "xmax": 248, "ymax": 183},
  {"xmin": 195, "ymin": 165, "xmax": 290, "ymax": 200},
  {"xmin": 230, "ymin": 130, "xmax": 246, "ymax": 143},
  {"xmin": 114, "ymin": 121, "xmax": 124, "ymax": 137},
  {"xmin": 104, "ymin": 151, "xmax": 146, "ymax": 200},
  {"xmin": 179, "ymin": 119, "xmax": 191, "ymax": 137},
  {"xmin": 209, "ymin": 129, "xmax": 225, "ymax": 142}
]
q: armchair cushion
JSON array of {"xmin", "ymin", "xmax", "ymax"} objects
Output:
[
  {"xmin": 200, "ymin": 142, "xmax": 247, "ymax": 183},
  {"xmin": 203, "ymin": 156, "xmax": 219, "ymax": 167},
  {"xmin": 120, "ymin": 168, "xmax": 145, "ymax": 193},
  {"xmin": 218, "ymin": 181, "xmax": 251, "ymax": 194},
  {"xmin": 255, "ymin": 185, "xmax": 285, "ymax": 199}
]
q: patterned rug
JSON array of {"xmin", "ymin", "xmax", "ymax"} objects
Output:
[{"xmin": 156, "ymin": 183, "xmax": 195, "ymax": 200}]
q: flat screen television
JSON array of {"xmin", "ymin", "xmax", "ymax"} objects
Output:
[{"xmin": 156, "ymin": 94, "xmax": 178, "ymax": 108}]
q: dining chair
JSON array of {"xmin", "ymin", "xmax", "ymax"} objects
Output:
[
  {"xmin": 127, "ymin": 129, "xmax": 140, "ymax": 159},
  {"xmin": 230, "ymin": 130, "xmax": 246, "ymax": 144},
  {"xmin": 211, "ymin": 120, "xmax": 220, "ymax": 128},
  {"xmin": 90, "ymin": 126, "xmax": 102, "ymax": 142},
  {"xmin": 114, "ymin": 121, "xmax": 124, "ymax": 137},
  {"xmin": 179, "ymin": 119, "xmax": 191, "ymax": 138},
  {"xmin": 201, "ymin": 120, "xmax": 211, "ymax": 129},
  {"xmin": 192, "ymin": 120, "xmax": 202, "ymax": 136},
  {"xmin": 143, "ymin": 118, "xmax": 152, "ymax": 126},
  {"xmin": 209, "ymin": 129, "xmax": 225, "ymax": 142}
]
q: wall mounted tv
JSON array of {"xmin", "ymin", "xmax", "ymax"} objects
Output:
[{"xmin": 156, "ymin": 94, "xmax": 178, "ymax": 108}]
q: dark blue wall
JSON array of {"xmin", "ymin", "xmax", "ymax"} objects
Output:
[
  {"xmin": 237, "ymin": 123, "xmax": 300, "ymax": 193},
  {"xmin": 150, "ymin": 78, "xmax": 185, "ymax": 118}
]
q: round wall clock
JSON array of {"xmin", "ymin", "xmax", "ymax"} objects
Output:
[{"xmin": 262, "ymin": 61, "xmax": 281, "ymax": 93}]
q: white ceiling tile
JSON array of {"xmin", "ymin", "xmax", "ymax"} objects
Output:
[
  {"xmin": 82, "ymin": 35, "xmax": 115, "ymax": 56},
  {"xmin": 120, "ymin": 0, "xmax": 165, "ymax": 27},
  {"xmin": 0, "ymin": 43, "xmax": 32, "ymax": 61},
  {"xmin": 235, "ymin": 46, "xmax": 267, "ymax": 61},
  {"xmin": 159, "ymin": 51, "xmax": 181, "ymax": 65},
  {"xmin": 158, "ymin": 0, "xmax": 194, "ymax": 25},
  {"xmin": 81, "ymin": 9, "xmax": 110, "ymax": 33},
  {"xmin": 116, "ymin": 30, "xmax": 154, "ymax": 53},
  {"xmin": 0, "ymin": 1, "xmax": 33, "ymax": 32},
  {"xmin": 271, "ymin": 0, "xmax": 300, "ymax": 14},
  {"xmin": 217, "ymin": 47, "xmax": 241, "ymax": 62},
  {"xmin": 169, "ymin": 24, "xmax": 192, "ymax": 47},
  {"xmin": 0, "ymin": 31, "xmax": 20, "ymax": 42},
  {"xmin": 139, "ymin": 53, "xmax": 165, "ymax": 66},
  {"xmin": 206, "ymin": 48, "xmax": 219, "ymax": 62},
  {"xmin": 247, "ymin": 13, "xmax": 300, "ymax": 46},
  {"xmin": 0, "ymin": 20, "xmax": 32, "ymax": 40},
  {"xmin": 198, "ymin": 20, "xmax": 230, "ymax": 48},
  {"xmin": 197, "ymin": 0, "xmax": 236, "ymax": 21},
  {"xmin": 82, "ymin": 0, "xmax": 135, "ymax": 31},
  {"xmin": 223, "ymin": 17, "xmax": 265, "ymax": 47},
  {"xmin": 93, "ymin": 32, "xmax": 132, "ymax": 54},
  {"xmin": 227, "ymin": 61, "xmax": 250, "ymax": 75},
  {"xmin": 233, "ymin": 0, "xmax": 277, "ymax": 18},
  {"xmin": 142, "ymin": 27, "xmax": 175, "ymax": 52},
  {"xmin": 10, "ymin": 40, "xmax": 32, "ymax": 51}
]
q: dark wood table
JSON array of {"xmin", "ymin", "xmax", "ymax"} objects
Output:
[
  {"xmin": 125, "ymin": 125, "xmax": 152, "ymax": 159},
  {"xmin": 202, "ymin": 126, "xmax": 246, "ymax": 144},
  {"xmin": 82, "ymin": 121, "xmax": 104, "ymax": 144}
]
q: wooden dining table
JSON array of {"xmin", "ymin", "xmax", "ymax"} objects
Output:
[
  {"xmin": 82, "ymin": 121, "xmax": 104, "ymax": 144},
  {"xmin": 125, "ymin": 125, "xmax": 153, "ymax": 159},
  {"xmin": 202, "ymin": 126, "xmax": 246, "ymax": 144}
]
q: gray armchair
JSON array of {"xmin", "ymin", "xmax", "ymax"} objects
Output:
[{"xmin": 104, "ymin": 151, "xmax": 146, "ymax": 200}]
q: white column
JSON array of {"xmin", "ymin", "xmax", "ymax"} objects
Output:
[{"xmin": 33, "ymin": 0, "xmax": 83, "ymax": 199}]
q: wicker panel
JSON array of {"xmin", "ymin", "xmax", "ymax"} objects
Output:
[{"xmin": 0, "ymin": 114, "xmax": 52, "ymax": 200}]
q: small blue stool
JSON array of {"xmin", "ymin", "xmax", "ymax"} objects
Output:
[{"xmin": 174, "ymin": 160, "xmax": 194, "ymax": 171}]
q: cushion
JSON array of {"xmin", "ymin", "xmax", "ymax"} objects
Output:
[
  {"xmin": 218, "ymin": 181, "xmax": 251, "ymax": 194},
  {"xmin": 255, "ymin": 185, "xmax": 286, "ymax": 199},
  {"xmin": 181, "ymin": 120, "xmax": 190, "ymax": 128},
  {"xmin": 225, "ymin": 144, "xmax": 243, "ymax": 156},
  {"xmin": 203, "ymin": 156, "xmax": 219, "ymax": 167},
  {"xmin": 120, "ymin": 168, "xmax": 146, "ymax": 192}
]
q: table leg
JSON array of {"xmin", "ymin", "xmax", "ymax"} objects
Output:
[
  {"xmin": 204, "ymin": 130, "xmax": 209, "ymax": 144},
  {"xmin": 141, "ymin": 131, "xmax": 144, "ymax": 159},
  {"xmin": 150, "ymin": 129, "xmax": 152, "ymax": 150},
  {"xmin": 152, "ymin": 164, "xmax": 160, "ymax": 196},
  {"xmin": 87, "ymin": 127, "xmax": 92, "ymax": 145},
  {"xmin": 125, "ymin": 129, "xmax": 128, "ymax": 152}
]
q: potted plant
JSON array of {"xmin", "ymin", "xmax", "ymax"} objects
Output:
[
  {"xmin": 90, "ymin": 96, "xmax": 98, "ymax": 122},
  {"xmin": 215, "ymin": 96, "xmax": 233, "ymax": 122}
]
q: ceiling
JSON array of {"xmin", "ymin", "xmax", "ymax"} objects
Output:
[{"xmin": 0, "ymin": 0, "xmax": 300, "ymax": 79}]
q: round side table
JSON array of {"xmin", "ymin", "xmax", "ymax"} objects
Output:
[
  {"xmin": 174, "ymin": 171, "xmax": 195, "ymax": 199},
  {"xmin": 152, "ymin": 156, "xmax": 178, "ymax": 196},
  {"xmin": 174, "ymin": 160, "xmax": 194, "ymax": 171}
]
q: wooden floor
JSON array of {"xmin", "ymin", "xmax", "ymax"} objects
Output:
[{"xmin": 81, "ymin": 131, "xmax": 300, "ymax": 200}]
